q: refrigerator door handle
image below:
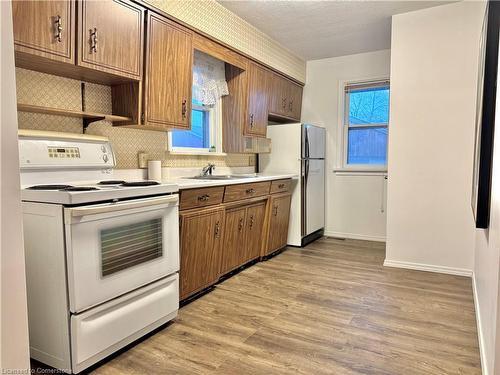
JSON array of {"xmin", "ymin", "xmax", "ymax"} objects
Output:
[
  {"xmin": 305, "ymin": 127, "xmax": 310, "ymax": 159},
  {"xmin": 301, "ymin": 159, "xmax": 309, "ymax": 237}
]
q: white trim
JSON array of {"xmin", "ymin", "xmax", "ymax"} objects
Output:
[
  {"xmin": 324, "ymin": 230, "xmax": 386, "ymax": 242},
  {"xmin": 167, "ymin": 151, "xmax": 227, "ymax": 157},
  {"xmin": 333, "ymin": 169, "xmax": 387, "ymax": 176},
  {"xmin": 383, "ymin": 259, "xmax": 473, "ymax": 277},
  {"xmin": 472, "ymin": 272, "xmax": 488, "ymax": 375}
]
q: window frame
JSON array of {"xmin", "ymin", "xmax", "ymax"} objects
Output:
[
  {"xmin": 167, "ymin": 101, "xmax": 224, "ymax": 155},
  {"xmin": 337, "ymin": 78, "xmax": 390, "ymax": 172}
]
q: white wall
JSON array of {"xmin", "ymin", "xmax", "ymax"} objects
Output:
[
  {"xmin": 0, "ymin": 0, "xmax": 31, "ymax": 371},
  {"xmin": 385, "ymin": 1, "xmax": 485, "ymax": 275},
  {"xmin": 302, "ymin": 50, "xmax": 391, "ymax": 241}
]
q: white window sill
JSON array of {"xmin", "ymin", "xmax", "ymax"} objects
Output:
[
  {"xmin": 167, "ymin": 150, "xmax": 227, "ymax": 157},
  {"xmin": 333, "ymin": 168, "xmax": 387, "ymax": 176}
]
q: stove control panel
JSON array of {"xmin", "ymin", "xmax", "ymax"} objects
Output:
[
  {"xmin": 48, "ymin": 147, "xmax": 81, "ymax": 159},
  {"xmin": 18, "ymin": 130, "xmax": 115, "ymax": 169}
]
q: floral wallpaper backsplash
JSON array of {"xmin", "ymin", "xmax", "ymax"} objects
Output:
[{"xmin": 16, "ymin": 68, "xmax": 255, "ymax": 169}]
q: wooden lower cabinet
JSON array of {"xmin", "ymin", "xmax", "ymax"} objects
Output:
[
  {"xmin": 220, "ymin": 201, "xmax": 267, "ymax": 275},
  {"xmin": 179, "ymin": 180, "xmax": 292, "ymax": 301},
  {"xmin": 244, "ymin": 201, "xmax": 267, "ymax": 261},
  {"xmin": 265, "ymin": 193, "xmax": 292, "ymax": 256},
  {"xmin": 220, "ymin": 206, "xmax": 247, "ymax": 274},
  {"xmin": 179, "ymin": 207, "xmax": 224, "ymax": 300}
]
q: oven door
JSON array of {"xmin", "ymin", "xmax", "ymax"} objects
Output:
[{"xmin": 64, "ymin": 194, "xmax": 179, "ymax": 313}]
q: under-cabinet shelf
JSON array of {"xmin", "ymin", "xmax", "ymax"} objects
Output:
[{"xmin": 17, "ymin": 103, "xmax": 133, "ymax": 131}]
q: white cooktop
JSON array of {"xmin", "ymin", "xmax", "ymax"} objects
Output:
[{"xmin": 21, "ymin": 181, "xmax": 179, "ymax": 205}]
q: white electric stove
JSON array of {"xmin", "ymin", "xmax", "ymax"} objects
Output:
[{"xmin": 19, "ymin": 130, "xmax": 180, "ymax": 374}]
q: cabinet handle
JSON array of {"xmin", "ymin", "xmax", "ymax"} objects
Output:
[
  {"xmin": 90, "ymin": 28, "xmax": 98, "ymax": 53},
  {"xmin": 55, "ymin": 15, "xmax": 63, "ymax": 42},
  {"xmin": 282, "ymin": 97, "xmax": 287, "ymax": 110},
  {"xmin": 273, "ymin": 205, "xmax": 278, "ymax": 216},
  {"xmin": 246, "ymin": 188, "xmax": 255, "ymax": 194},
  {"xmin": 278, "ymin": 183, "xmax": 285, "ymax": 189},
  {"xmin": 238, "ymin": 217, "xmax": 244, "ymax": 231},
  {"xmin": 249, "ymin": 215, "xmax": 255, "ymax": 229},
  {"xmin": 250, "ymin": 114, "xmax": 254, "ymax": 128},
  {"xmin": 214, "ymin": 221, "xmax": 220, "ymax": 238},
  {"xmin": 289, "ymin": 99, "xmax": 293, "ymax": 112},
  {"xmin": 182, "ymin": 99, "xmax": 187, "ymax": 119},
  {"xmin": 197, "ymin": 194, "xmax": 210, "ymax": 202}
]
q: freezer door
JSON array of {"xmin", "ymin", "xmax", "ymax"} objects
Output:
[
  {"xmin": 302, "ymin": 124, "xmax": 325, "ymax": 159},
  {"xmin": 302, "ymin": 159, "xmax": 325, "ymax": 236}
]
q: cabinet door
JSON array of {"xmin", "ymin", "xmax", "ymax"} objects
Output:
[
  {"xmin": 268, "ymin": 72, "xmax": 303, "ymax": 120},
  {"xmin": 78, "ymin": 0, "xmax": 143, "ymax": 80},
  {"xmin": 244, "ymin": 202, "xmax": 267, "ymax": 262},
  {"xmin": 268, "ymin": 72, "xmax": 286, "ymax": 116},
  {"xmin": 287, "ymin": 81, "xmax": 303, "ymax": 120},
  {"xmin": 266, "ymin": 194, "xmax": 292, "ymax": 255},
  {"xmin": 245, "ymin": 62, "xmax": 269, "ymax": 137},
  {"xmin": 220, "ymin": 207, "xmax": 247, "ymax": 275},
  {"xmin": 179, "ymin": 208, "xmax": 224, "ymax": 300},
  {"xmin": 12, "ymin": 0, "xmax": 75, "ymax": 64},
  {"xmin": 143, "ymin": 13, "xmax": 193, "ymax": 129}
]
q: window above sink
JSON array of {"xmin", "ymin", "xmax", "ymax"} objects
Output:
[{"xmin": 168, "ymin": 50, "xmax": 227, "ymax": 156}]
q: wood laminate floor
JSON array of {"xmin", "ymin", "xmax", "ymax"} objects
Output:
[{"xmin": 37, "ymin": 238, "xmax": 481, "ymax": 374}]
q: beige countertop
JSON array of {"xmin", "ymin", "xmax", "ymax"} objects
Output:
[{"xmin": 163, "ymin": 173, "xmax": 298, "ymax": 190}]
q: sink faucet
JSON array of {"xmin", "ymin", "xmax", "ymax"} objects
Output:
[{"xmin": 201, "ymin": 163, "xmax": 216, "ymax": 176}]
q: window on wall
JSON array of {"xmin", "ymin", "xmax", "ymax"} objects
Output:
[
  {"xmin": 169, "ymin": 50, "xmax": 228, "ymax": 154},
  {"xmin": 343, "ymin": 80, "xmax": 390, "ymax": 169},
  {"xmin": 170, "ymin": 99, "xmax": 219, "ymax": 153}
]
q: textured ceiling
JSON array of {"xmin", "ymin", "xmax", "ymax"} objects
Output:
[{"xmin": 218, "ymin": 1, "xmax": 454, "ymax": 60}]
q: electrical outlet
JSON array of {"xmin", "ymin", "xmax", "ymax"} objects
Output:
[{"xmin": 138, "ymin": 152, "xmax": 149, "ymax": 168}]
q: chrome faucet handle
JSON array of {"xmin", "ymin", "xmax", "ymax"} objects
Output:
[{"xmin": 202, "ymin": 163, "xmax": 216, "ymax": 176}]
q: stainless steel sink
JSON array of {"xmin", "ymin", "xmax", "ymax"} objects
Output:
[
  {"xmin": 187, "ymin": 175, "xmax": 237, "ymax": 180},
  {"xmin": 187, "ymin": 175, "xmax": 256, "ymax": 180}
]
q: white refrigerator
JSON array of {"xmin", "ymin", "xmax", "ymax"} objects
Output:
[{"xmin": 259, "ymin": 123, "xmax": 325, "ymax": 246}]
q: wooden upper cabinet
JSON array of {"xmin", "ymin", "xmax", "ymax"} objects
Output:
[
  {"xmin": 266, "ymin": 193, "xmax": 292, "ymax": 255},
  {"xmin": 245, "ymin": 62, "xmax": 269, "ymax": 137},
  {"xmin": 143, "ymin": 12, "xmax": 193, "ymax": 130},
  {"xmin": 12, "ymin": 0, "xmax": 75, "ymax": 64},
  {"xmin": 77, "ymin": 0, "xmax": 144, "ymax": 80},
  {"xmin": 287, "ymin": 81, "xmax": 303, "ymax": 120},
  {"xmin": 179, "ymin": 208, "xmax": 224, "ymax": 300},
  {"xmin": 268, "ymin": 72, "xmax": 287, "ymax": 116},
  {"xmin": 268, "ymin": 71, "xmax": 303, "ymax": 121}
]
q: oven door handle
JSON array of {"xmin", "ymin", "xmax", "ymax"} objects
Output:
[{"xmin": 68, "ymin": 195, "xmax": 179, "ymax": 218}]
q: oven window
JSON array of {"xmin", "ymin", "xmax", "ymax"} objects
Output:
[{"xmin": 100, "ymin": 218, "xmax": 163, "ymax": 277}]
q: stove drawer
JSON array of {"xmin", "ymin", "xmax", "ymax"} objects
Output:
[{"xmin": 71, "ymin": 274, "xmax": 178, "ymax": 373}]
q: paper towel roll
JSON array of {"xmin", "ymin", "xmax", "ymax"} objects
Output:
[{"xmin": 148, "ymin": 160, "xmax": 162, "ymax": 182}]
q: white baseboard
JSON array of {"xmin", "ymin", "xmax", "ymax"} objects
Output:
[
  {"xmin": 472, "ymin": 273, "xmax": 488, "ymax": 375},
  {"xmin": 383, "ymin": 259, "xmax": 472, "ymax": 277},
  {"xmin": 324, "ymin": 230, "xmax": 386, "ymax": 242}
]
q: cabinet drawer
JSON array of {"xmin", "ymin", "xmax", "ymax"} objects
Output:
[
  {"xmin": 270, "ymin": 179, "xmax": 291, "ymax": 194},
  {"xmin": 224, "ymin": 182, "xmax": 270, "ymax": 203},
  {"xmin": 180, "ymin": 187, "xmax": 225, "ymax": 210}
]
